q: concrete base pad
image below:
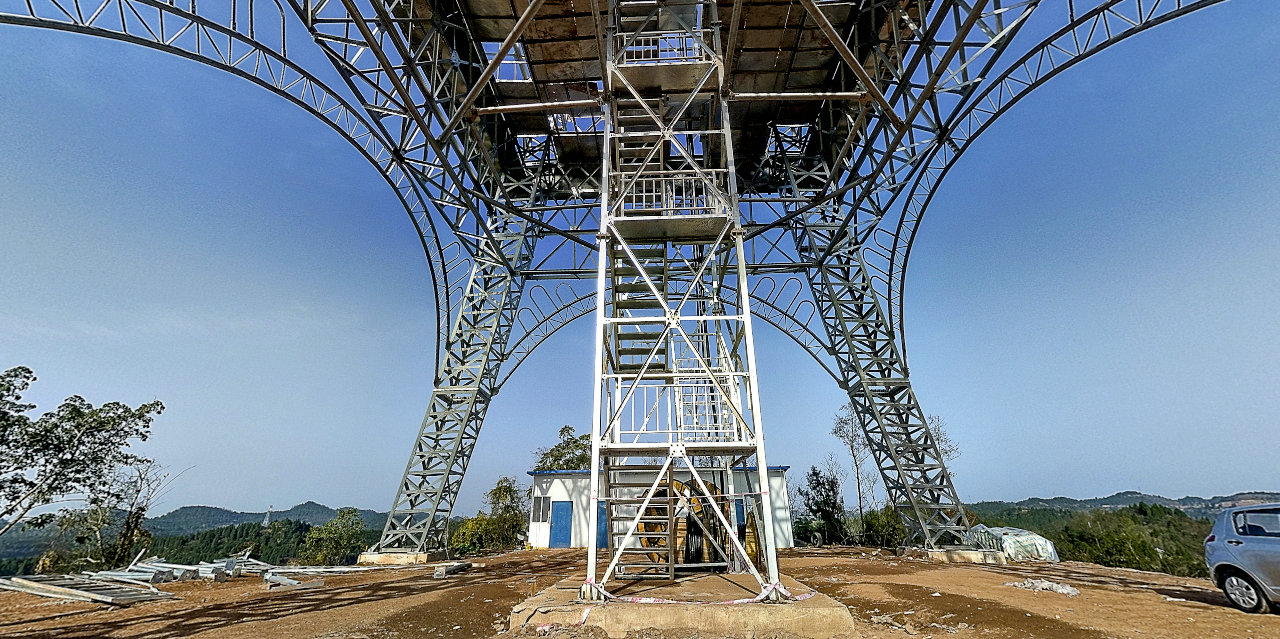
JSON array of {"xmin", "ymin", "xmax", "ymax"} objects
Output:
[
  {"xmin": 356, "ymin": 551, "xmax": 447, "ymax": 566},
  {"xmin": 510, "ymin": 574, "xmax": 857, "ymax": 638},
  {"xmin": 898, "ymin": 547, "xmax": 1007, "ymax": 565}
]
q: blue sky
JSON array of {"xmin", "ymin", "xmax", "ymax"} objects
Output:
[{"xmin": 2, "ymin": 2, "xmax": 1279, "ymax": 519}]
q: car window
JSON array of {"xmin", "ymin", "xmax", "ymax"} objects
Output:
[{"xmin": 1237, "ymin": 509, "xmax": 1280, "ymax": 537}]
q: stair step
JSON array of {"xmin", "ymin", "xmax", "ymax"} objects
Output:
[
  {"xmin": 615, "ymin": 283, "xmax": 661, "ymax": 295},
  {"xmin": 615, "ymin": 152, "xmax": 660, "ymax": 161},
  {"xmin": 614, "ymin": 365, "xmax": 672, "ymax": 373},
  {"xmin": 613, "ymin": 265, "xmax": 665, "ymax": 277},
  {"xmin": 617, "ymin": 347, "xmax": 666, "ymax": 358},
  {"xmin": 613, "ymin": 246, "xmax": 667, "ymax": 258},
  {"xmin": 616, "ymin": 298, "xmax": 665, "ymax": 309},
  {"xmin": 615, "ymin": 99, "xmax": 662, "ymax": 108},
  {"xmin": 618, "ymin": 330, "xmax": 665, "ymax": 342}
]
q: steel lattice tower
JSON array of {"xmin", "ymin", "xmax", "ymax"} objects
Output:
[
  {"xmin": 2, "ymin": 0, "xmax": 1238, "ymax": 597},
  {"xmin": 580, "ymin": 0, "xmax": 785, "ymax": 596}
]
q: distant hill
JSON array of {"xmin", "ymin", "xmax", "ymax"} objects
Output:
[
  {"xmin": 145, "ymin": 502, "xmax": 387, "ymax": 537},
  {"xmin": 0, "ymin": 502, "xmax": 387, "ymax": 559},
  {"xmin": 970, "ymin": 490, "xmax": 1280, "ymax": 521},
  {"xmin": 0, "ymin": 519, "xmax": 55, "ymax": 561}
]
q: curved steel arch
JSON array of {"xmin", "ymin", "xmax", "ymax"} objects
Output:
[
  {"xmin": 496, "ymin": 276, "xmax": 840, "ymax": 388},
  {"xmin": 0, "ymin": 0, "xmax": 458, "ymax": 367},
  {"xmin": 875, "ymin": 0, "xmax": 1230, "ymax": 353}
]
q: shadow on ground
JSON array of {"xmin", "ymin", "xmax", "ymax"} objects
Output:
[{"xmin": 3, "ymin": 554, "xmax": 582, "ymax": 639}]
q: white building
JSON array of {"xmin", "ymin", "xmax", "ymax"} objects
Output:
[{"xmin": 527, "ymin": 466, "xmax": 794, "ymax": 549}]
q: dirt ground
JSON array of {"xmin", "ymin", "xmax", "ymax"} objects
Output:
[{"xmin": 0, "ymin": 547, "xmax": 1277, "ymax": 638}]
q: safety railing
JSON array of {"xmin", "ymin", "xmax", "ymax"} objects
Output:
[
  {"xmin": 617, "ymin": 171, "xmax": 720, "ymax": 215},
  {"xmin": 606, "ymin": 378, "xmax": 748, "ymax": 445},
  {"xmin": 618, "ymin": 31, "xmax": 714, "ymax": 65}
]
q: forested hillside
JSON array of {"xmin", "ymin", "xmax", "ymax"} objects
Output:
[
  {"xmin": 0, "ymin": 519, "xmax": 383, "ymax": 575},
  {"xmin": 971, "ymin": 490, "xmax": 1280, "ymax": 521},
  {"xmin": 146, "ymin": 502, "xmax": 386, "ymax": 537},
  {"xmin": 148, "ymin": 519, "xmax": 382, "ymax": 565},
  {"xmin": 149, "ymin": 520, "xmax": 314, "ymax": 565},
  {"xmin": 975, "ymin": 502, "xmax": 1212, "ymax": 577}
]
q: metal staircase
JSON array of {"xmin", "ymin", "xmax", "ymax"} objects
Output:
[{"xmin": 582, "ymin": 0, "xmax": 782, "ymax": 601}]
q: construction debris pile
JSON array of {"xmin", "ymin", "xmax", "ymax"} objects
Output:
[
  {"xmin": 121, "ymin": 549, "xmax": 271, "ymax": 583},
  {"xmin": 0, "ymin": 547, "xmax": 473, "ymax": 606},
  {"xmin": 1004, "ymin": 578, "xmax": 1080, "ymax": 597}
]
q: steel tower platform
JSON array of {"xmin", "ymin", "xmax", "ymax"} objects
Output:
[{"xmin": 1, "ymin": 0, "xmax": 1239, "ymax": 598}]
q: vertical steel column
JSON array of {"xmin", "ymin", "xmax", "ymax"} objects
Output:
[
  {"xmin": 723, "ymin": 98, "xmax": 782, "ymax": 588},
  {"xmin": 584, "ymin": 104, "xmax": 613, "ymax": 586}
]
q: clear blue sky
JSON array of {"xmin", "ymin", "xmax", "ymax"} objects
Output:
[{"xmin": 2, "ymin": 2, "xmax": 1279, "ymax": 519}]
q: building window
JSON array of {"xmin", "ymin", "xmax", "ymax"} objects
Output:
[{"xmin": 532, "ymin": 496, "xmax": 552, "ymax": 523}]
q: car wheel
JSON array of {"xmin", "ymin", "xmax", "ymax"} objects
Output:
[{"xmin": 1221, "ymin": 570, "xmax": 1270, "ymax": 613}]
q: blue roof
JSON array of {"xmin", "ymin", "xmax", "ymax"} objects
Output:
[{"xmin": 528, "ymin": 465, "xmax": 790, "ymax": 476}]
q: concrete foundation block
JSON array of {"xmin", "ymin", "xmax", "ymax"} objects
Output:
[
  {"xmin": 898, "ymin": 546, "xmax": 1008, "ymax": 565},
  {"xmin": 510, "ymin": 574, "xmax": 858, "ymax": 638},
  {"xmin": 356, "ymin": 551, "xmax": 447, "ymax": 566}
]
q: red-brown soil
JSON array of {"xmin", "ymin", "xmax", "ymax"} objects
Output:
[{"xmin": 0, "ymin": 547, "xmax": 1276, "ymax": 638}]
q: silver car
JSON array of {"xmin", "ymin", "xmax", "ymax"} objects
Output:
[{"xmin": 1205, "ymin": 504, "xmax": 1280, "ymax": 613}]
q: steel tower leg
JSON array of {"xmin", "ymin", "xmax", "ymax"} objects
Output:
[
  {"xmin": 802, "ymin": 243, "xmax": 970, "ymax": 548},
  {"xmin": 375, "ymin": 218, "xmax": 536, "ymax": 553}
]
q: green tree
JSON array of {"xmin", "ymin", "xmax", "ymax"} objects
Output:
[
  {"xmin": 832, "ymin": 408, "xmax": 960, "ymax": 524},
  {"xmin": 973, "ymin": 502, "xmax": 1212, "ymax": 577},
  {"xmin": 0, "ymin": 366, "xmax": 163, "ymax": 539},
  {"xmin": 831, "ymin": 403, "xmax": 877, "ymax": 520},
  {"xmin": 797, "ymin": 465, "xmax": 846, "ymax": 544},
  {"xmin": 860, "ymin": 505, "xmax": 906, "ymax": 548},
  {"xmin": 925, "ymin": 415, "xmax": 961, "ymax": 469},
  {"xmin": 147, "ymin": 519, "xmax": 318, "ymax": 565},
  {"xmin": 449, "ymin": 476, "xmax": 529, "ymax": 555},
  {"xmin": 485, "ymin": 476, "xmax": 528, "ymax": 545},
  {"xmin": 38, "ymin": 461, "xmax": 169, "ymax": 572},
  {"xmin": 299, "ymin": 507, "xmax": 366, "ymax": 565},
  {"xmin": 533, "ymin": 425, "xmax": 590, "ymax": 471}
]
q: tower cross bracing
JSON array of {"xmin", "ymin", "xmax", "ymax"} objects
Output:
[{"xmin": 1, "ymin": 0, "xmax": 1239, "ymax": 599}]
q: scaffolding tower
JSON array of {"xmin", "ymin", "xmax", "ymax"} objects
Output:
[{"xmin": 581, "ymin": 0, "xmax": 782, "ymax": 597}]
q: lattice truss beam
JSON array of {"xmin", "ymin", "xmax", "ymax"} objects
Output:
[{"xmin": 0, "ymin": 0, "xmax": 1236, "ymax": 551}]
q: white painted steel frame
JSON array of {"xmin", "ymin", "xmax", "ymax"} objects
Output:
[{"xmin": 582, "ymin": 0, "xmax": 782, "ymax": 599}]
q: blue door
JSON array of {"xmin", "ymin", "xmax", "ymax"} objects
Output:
[
  {"xmin": 549, "ymin": 501, "xmax": 573, "ymax": 548},
  {"xmin": 597, "ymin": 503, "xmax": 609, "ymax": 549}
]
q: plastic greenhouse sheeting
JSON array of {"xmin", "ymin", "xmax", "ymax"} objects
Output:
[{"xmin": 968, "ymin": 524, "xmax": 1059, "ymax": 562}]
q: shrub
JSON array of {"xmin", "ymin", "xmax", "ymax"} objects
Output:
[
  {"xmin": 860, "ymin": 505, "xmax": 906, "ymax": 548},
  {"xmin": 299, "ymin": 508, "xmax": 366, "ymax": 565}
]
